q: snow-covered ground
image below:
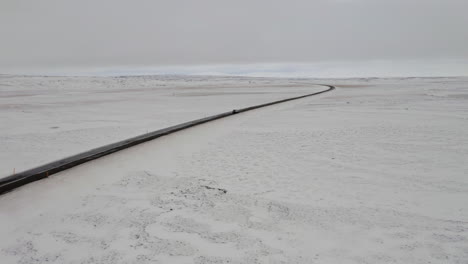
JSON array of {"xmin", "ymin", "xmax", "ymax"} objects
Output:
[
  {"xmin": 1, "ymin": 76, "xmax": 468, "ymax": 263},
  {"xmin": 0, "ymin": 75, "xmax": 323, "ymax": 178}
]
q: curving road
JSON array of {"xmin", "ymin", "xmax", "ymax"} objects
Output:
[{"xmin": 0, "ymin": 84, "xmax": 335, "ymax": 195}]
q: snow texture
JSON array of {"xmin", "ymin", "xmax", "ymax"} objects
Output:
[{"xmin": 1, "ymin": 76, "xmax": 468, "ymax": 263}]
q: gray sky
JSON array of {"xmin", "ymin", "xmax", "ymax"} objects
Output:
[{"xmin": 1, "ymin": 0, "xmax": 467, "ymax": 71}]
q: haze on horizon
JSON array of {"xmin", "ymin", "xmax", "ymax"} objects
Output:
[{"xmin": 1, "ymin": 0, "xmax": 467, "ymax": 73}]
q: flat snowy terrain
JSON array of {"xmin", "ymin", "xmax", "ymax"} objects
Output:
[
  {"xmin": 1, "ymin": 76, "xmax": 468, "ymax": 263},
  {"xmin": 0, "ymin": 75, "xmax": 322, "ymax": 178}
]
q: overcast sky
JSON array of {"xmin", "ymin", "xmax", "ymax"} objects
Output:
[{"xmin": 1, "ymin": 0, "xmax": 467, "ymax": 72}]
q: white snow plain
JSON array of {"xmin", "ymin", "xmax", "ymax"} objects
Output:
[
  {"xmin": 0, "ymin": 75, "xmax": 322, "ymax": 178},
  {"xmin": 1, "ymin": 76, "xmax": 468, "ymax": 263}
]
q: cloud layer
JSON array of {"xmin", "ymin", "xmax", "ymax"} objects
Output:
[{"xmin": 1, "ymin": 0, "xmax": 467, "ymax": 72}]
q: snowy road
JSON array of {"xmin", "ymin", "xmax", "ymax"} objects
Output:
[
  {"xmin": 0, "ymin": 84, "xmax": 334, "ymax": 195},
  {"xmin": 0, "ymin": 76, "xmax": 327, "ymax": 178},
  {"xmin": 1, "ymin": 77, "xmax": 468, "ymax": 263}
]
